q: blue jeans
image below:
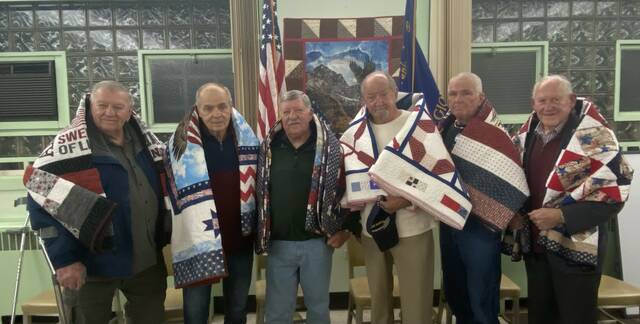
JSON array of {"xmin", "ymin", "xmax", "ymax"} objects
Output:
[
  {"xmin": 440, "ymin": 216, "xmax": 501, "ymax": 324},
  {"xmin": 265, "ymin": 238, "xmax": 333, "ymax": 324},
  {"xmin": 182, "ymin": 247, "xmax": 253, "ymax": 324}
]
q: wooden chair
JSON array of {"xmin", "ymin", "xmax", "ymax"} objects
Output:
[
  {"xmin": 436, "ymin": 274, "xmax": 521, "ymax": 324},
  {"xmin": 21, "ymin": 290, "xmax": 65, "ymax": 324},
  {"xmin": 346, "ymin": 237, "xmax": 401, "ymax": 324},
  {"xmin": 21, "ymin": 289, "xmax": 124, "ymax": 324},
  {"xmin": 597, "ymin": 274, "xmax": 640, "ymax": 321},
  {"xmin": 254, "ymin": 254, "xmax": 305, "ymax": 324}
]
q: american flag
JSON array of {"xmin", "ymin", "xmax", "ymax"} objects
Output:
[{"xmin": 257, "ymin": 0, "xmax": 286, "ymax": 141}]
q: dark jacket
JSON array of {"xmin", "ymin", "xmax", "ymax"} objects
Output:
[{"xmin": 28, "ymin": 147, "xmax": 167, "ymax": 277}]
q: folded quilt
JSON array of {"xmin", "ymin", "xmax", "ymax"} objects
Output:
[{"xmin": 341, "ymin": 98, "xmax": 472, "ymax": 229}]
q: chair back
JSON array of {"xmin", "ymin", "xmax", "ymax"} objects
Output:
[
  {"xmin": 162, "ymin": 245, "xmax": 173, "ymax": 276},
  {"xmin": 346, "ymin": 237, "xmax": 365, "ymax": 279},
  {"xmin": 255, "ymin": 254, "xmax": 268, "ymax": 280}
]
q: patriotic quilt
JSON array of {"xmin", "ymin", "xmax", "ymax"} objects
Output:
[
  {"xmin": 515, "ymin": 99, "xmax": 633, "ymax": 265},
  {"xmin": 341, "ymin": 99, "xmax": 472, "ymax": 229},
  {"xmin": 165, "ymin": 107, "xmax": 259, "ymax": 287},
  {"xmin": 24, "ymin": 94, "xmax": 166, "ymax": 253},
  {"xmin": 443, "ymin": 100, "xmax": 529, "ymax": 231},
  {"xmin": 256, "ymin": 114, "xmax": 343, "ymax": 254}
]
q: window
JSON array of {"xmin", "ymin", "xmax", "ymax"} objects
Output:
[
  {"xmin": 471, "ymin": 41, "xmax": 548, "ymax": 124},
  {"xmin": 138, "ymin": 49, "xmax": 234, "ymax": 133},
  {"xmin": 614, "ymin": 40, "xmax": 640, "ymax": 122},
  {"xmin": 0, "ymin": 51, "xmax": 69, "ymax": 135}
]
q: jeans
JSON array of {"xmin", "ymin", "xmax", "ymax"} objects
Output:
[
  {"xmin": 265, "ymin": 238, "xmax": 333, "ymax": 324},
  {"xmin": 183, "ymin": 247, "xmax": 254, "ymax": 324},
  {"xmin": 440, "ymin": 216, "xmax": 501, "ymax": 324}
]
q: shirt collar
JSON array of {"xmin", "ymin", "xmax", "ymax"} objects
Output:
[{"xmin": 534, "ymin": 119, "xmax": 567, "ymax": 145}]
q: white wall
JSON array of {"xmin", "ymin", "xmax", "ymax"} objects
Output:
[{"xmin": 618, "ymin": 153, "xmax": 640, "ymax": 315}]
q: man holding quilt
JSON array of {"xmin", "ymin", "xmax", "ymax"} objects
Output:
[
  {"xmin": 439, "ymin": 72, "xmax": 529, "ymax": 324},
  {"xmin": 164, "ymin": 83, "xmax": 260, "ymax": 324},
  {"xmin": 341, "ymin": 71, "xmax": 442, "ymax": 324},
  {"xmin": 256, "ymin": 90, "xmax": 351, "ymax": 324},
  {"xmin": 24, "ymin": 81, "xmax": 170, "ymax": 323},
  {"xmin": 511, "ymin": 75, "xmax": 632, "ymax": 324}
]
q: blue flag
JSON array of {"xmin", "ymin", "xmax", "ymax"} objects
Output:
[{"xmin": 398, "ymin": 0, "xmax": 448, "ymax": 121}]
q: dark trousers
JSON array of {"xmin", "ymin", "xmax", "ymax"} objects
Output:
[
  {"xmin": 63, "ymin": 260, "xmax": 167, "ymax": 324},
  {"xmin": 440, "ymin": 217, "xmax": 501, "ymax": 324},
  {"xmin": 183, "ymin": 247, "xmax": 254, "ymax": 324},
  {"xmin": 524, "ymin": 252, "xmax": 602, "ymax": 324}
]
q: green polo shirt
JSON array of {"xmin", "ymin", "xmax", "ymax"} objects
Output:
[{"xmin": 269, "ymin": 128, "xmax": 321, "ymax": 241}]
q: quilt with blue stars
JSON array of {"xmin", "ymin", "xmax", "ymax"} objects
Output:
[
  {"xmin": 514, "ymin": 98, "xmax": 633, "ymax": 265},
  {"xmin": 165, "ymin": 107, "xmax": 259, "ymax": 288}
]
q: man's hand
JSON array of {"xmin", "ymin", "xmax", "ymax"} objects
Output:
[
  {"xmin": 529, "ymin": 208, "xmax": 564, "ymax": 231},
  {"xmin": 327, "ymin": 231, "xmax": 351, "ymax": 248},
  {"xmin": 379, "ymin": 195, "xmax": 411, "ymax": 214},
  {"xmin": 56, "ymin": 262, "xmax": 86, "ymax": 290}
]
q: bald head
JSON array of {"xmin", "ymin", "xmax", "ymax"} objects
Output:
[
  {"xmin": 195, "ymin": 83, "xmax": 232, "ymax": 107},
  {"xmin": 360, "ymin": 71, "xmax": 400, "ymax": 124},
  {"xmin": 360, "ymin": 71, "xmax": 398, "ymax": 96},
  {"xmin": 449, "ymin": 72, "xmax": 483, "ymax": 94}
]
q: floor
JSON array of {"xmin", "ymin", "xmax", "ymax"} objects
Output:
[
  {"xmin": 13, "ymin": 307, "xmax": 640, "ymax": 323},
  {"xmin": 194, "ymin": 308, "xmax": 640, "ymax": 324}
]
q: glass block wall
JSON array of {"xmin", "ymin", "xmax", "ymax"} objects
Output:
[
  {"xmin": 0, "ymin": 0, "xmax": 230, "ymax": 167},
  {"xmin": 472, "ymin": 0, "xmax": 640, "ymax": 143}
]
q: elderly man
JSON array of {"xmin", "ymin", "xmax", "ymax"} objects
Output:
[
  {"xmin": 24, "ymin": 81, "xmax": 169, "ymax": 323},
  {"xmin": 511, "ymin": 75, "xmax": 632, "ymax": 324},
  {"xmin": 255, "ymin": 90, "xmax": 352, "ymax": 324},
  {"xmin": 341, "ymin": 71, "xmax": 437, "ymax": 324},
  {"xmin": 165, "ymin": 83, "xmax": 259, "ymax": 324},
  {"xmin": 439, "ymin": 72, "xmax": 528, "ymax": 324}
]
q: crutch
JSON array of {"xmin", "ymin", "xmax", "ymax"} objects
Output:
[{"xmin": 10, "ymin": 196, "xmax": 69, "ymax": 324}]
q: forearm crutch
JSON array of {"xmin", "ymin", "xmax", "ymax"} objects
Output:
[
  {"xmin": 9, "ymin": 215, "xmax": 30, "ymax": 324},
  {"xmin": 36, "ymin": 230, "xmax": 70, "ymax": 324},
  {"xmin": 9, "ymin": 197, "xmax": 69, "ymax": 324}
]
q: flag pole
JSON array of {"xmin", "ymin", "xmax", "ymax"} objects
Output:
[
  {"xmin": 269, "ymin": 0, "xmax": 278, "ymax": 79},
  {"xmin": 410, "ymin": 0, "xmax": 417, "ymax": 92}
]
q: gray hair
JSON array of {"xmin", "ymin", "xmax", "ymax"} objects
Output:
[
  {"xmin": 450, "ymin": 72, "xmax": 483, "ymax": 93},
  {"xmin": 195, "ymin": 82, "xmax": 233, "ymax": 106},
  {"xmin": 91, "ymin": 81, "xmax": 133, "ymax": 106},
  {"xmin": 280, "ymin": 89, "xmax": 312, "ymax": 109},
  {"xmin": 360, "ymin": 70, "xmax": 398, "ymax": 95},
  {"xmin": 532, "ymin": 74, "xmax": 573, "ymax": 98}
]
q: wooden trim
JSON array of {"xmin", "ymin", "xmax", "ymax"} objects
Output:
[{"xmin": 230, "ymin": 0, "xmax": 260, "ymax": 131}]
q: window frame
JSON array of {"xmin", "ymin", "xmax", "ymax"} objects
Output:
[
  {"xmin": 471, "ymin": 41, "xmax": 549, "ymax": 125},
  {"xmin": 137, "ymin": 49, "xmax": 234, "ymax": 133},
  {"xmin": 614, "ymin": 40, "xmax": 640, "ymax": 122},
  {"xmin": 0, "ymin": 51, "xmax": 70, "ymax": 136}
]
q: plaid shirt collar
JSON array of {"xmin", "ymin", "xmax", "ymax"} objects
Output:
[{"xmin": 534, "ymin": 119, "xmax": 567, "ymax": 145}]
